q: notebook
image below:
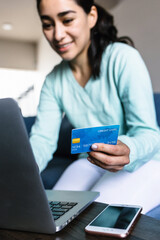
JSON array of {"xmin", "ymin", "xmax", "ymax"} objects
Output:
[{"xmin": 0, "ymin": 98, "xmax": 99, "ymax": 234}]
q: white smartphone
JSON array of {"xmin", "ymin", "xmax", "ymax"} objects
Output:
[{"xmin": 85, "ymin": 204, "xmax": 142, "ymax": 238}]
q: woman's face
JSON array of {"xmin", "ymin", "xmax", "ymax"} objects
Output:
[{"xmin": 38, "ymin": 0, "xmax": 97, "ymax": 62}]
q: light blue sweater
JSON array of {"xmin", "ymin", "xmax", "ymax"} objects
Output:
[{"xmin": 30, "ymin": 43, "xmax": 160, "ymax": 172}]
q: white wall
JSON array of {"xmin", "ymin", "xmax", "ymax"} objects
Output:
[
  {"xmin": 0, "ymin": 39, "xmax": 37, "ymax": 70},
  {"xmin": 0, "ymin": 68, "xmax": 44, "ymax": 116},
  {"xmin": 110, "ymin": 0, "xmax": 160, "ymax": 92},
  {"xmin": 37, "ymin": 34, "xmax": 61, "ymax": 75},
  {"xmin": 0, "ymin": 39, "xmax": 40, "ymax": 116}
]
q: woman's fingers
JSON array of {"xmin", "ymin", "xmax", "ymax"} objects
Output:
[
  {"xmin": 91, "ymin": 140, "xmax": 130, "ymax": 156},
  {"xmin": 87, "ymin": 155, "xmax": 126, "ymax": 171},
  {"xmin": 88, "ymin": 151, "xmax": 130, "ymax": 166},
  {"xmin": 87, "ymin": 140, "xmax": 130, "ymax": 171}
]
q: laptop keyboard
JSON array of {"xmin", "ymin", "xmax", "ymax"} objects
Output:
[{"xmin": 49, "ymin": 201, "xmax": 78, "ymax": 220}]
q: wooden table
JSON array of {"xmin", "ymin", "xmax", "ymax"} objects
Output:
[{"xmin": 0, "ymin": 202, "xmax": 160, "ymax": 240}]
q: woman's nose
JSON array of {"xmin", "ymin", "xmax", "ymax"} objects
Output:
[{"xmin": 54, "ymin": 23, "xmax": 65, "ymax": 41}]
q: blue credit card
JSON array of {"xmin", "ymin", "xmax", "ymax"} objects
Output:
[{"xmin": 71, "ymin": 125, "xmax": 119, "ymax": 154}]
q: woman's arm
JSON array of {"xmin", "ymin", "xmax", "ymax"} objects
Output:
[
  {"xmin": 88, "ymin": 45, "xmax": 160, "ymax": 172},
  {"xmin": 30, "ymin": 73, "xmax": 63, "ymax": 172}
]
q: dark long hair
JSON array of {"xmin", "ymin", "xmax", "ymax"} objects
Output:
[{"xmin": 36, "ymin": 0, "xmax": 134, "ymax": 78}]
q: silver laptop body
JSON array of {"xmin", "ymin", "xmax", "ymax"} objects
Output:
[{"xmin": 0, "ymin": 98, "xmax": 99, "ymax": 234}]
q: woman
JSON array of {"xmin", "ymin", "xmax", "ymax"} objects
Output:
[{"xmin": 30, "ymin": 0, "xmax": 160, "ymax": 213}]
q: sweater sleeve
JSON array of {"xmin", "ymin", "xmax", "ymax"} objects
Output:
[
  {"xmin": 115, "ymin": 46, "xmax": 160, "ymax": 172},
  {"xmin": 30, "ymin": 72, "xmax": 63, "ymax": 172}
]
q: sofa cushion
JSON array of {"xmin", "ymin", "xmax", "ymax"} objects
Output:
[
  {"xmin": 23, "ymin": 115, "xmax": 78, "ymax": 160},
  {"xmin": 154, "ymin": 93, "xmax": 160, "ymax": 126}
]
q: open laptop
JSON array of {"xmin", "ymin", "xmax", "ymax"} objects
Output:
[{"xmin": 0, "ymin": 98, "xmax": 99, "ymax": 234}]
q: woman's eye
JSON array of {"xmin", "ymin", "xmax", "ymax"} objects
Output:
[
  {"xmin": 42, "ymin": 23, "xmax": 53, "ymax": 30},
  {"xmin": 63, "ymin": 19, "xmax": 73, "ymax": 24}
]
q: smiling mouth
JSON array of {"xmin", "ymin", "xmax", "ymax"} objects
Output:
[{"xmin": 55, "ymin": 42, "xmax": 73, "ymax": 52}]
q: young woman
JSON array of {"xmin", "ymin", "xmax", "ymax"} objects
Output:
[{"xmin": 30, "ymin": 0, "xmax": 160, "ymax": 213}]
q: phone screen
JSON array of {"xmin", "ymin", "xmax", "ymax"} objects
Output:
[{"xmin": 90, "ymin": 206, "xmax": 140, "ymax": 229}]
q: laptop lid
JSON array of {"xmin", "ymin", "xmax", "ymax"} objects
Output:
[{"xmin": 0, "ymin": 98, "xmax": 99, "ymax": 234}]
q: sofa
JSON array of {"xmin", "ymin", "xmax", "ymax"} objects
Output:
[
  {"xmin": 24, "ymin": 114, "xmax": 78, "ymax": 189},
  {"xmin": 154, "ymin": 93, "xmax": 160, "ymax": 126},
  {"xmin": 23, "ymin": 93, "xmax": 160, "ymax": 219}
]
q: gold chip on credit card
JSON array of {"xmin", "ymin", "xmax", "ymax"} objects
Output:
[{"xmin": 72, "ymin": 138, "xmax": 80, "ymax": 144}]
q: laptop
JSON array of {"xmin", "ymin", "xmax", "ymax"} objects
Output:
[{"xmin": 0, "ymin": 98, "xmax": 99, "ymax": 234}]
